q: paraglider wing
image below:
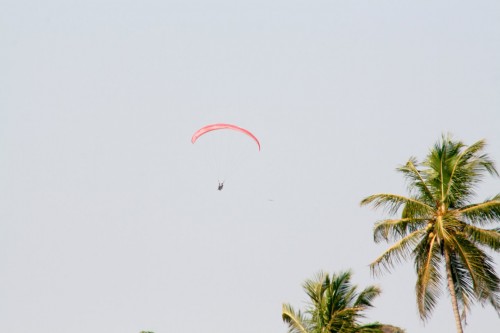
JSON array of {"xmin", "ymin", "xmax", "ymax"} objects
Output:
[{"xmin": 191, "ymin": 123, "xmax": 261, "ymax": 151}]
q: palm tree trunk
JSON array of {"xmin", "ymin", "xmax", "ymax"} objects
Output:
[{"xmin": 444, "ymin": 247, "xmax": 464, "ymax": 333}]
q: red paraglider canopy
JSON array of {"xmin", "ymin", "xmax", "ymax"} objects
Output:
[{"xmin": 191, "ymin": 123, "xmax": 261, "ymax": 151}]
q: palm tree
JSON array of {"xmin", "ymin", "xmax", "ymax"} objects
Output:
[
  {"xmin": 360, "ymin": 135, "xmax": 500, "ymax": 332},
  {"xmin": 282, "ymin": 270, "xmax": 394, "ymax": 333}
]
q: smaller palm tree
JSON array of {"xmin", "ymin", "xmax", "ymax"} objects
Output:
[{"xmin": 282, "ymin": 270, "xmax": 399, "ymax": 333}]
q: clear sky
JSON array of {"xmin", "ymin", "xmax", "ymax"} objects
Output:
[{"xmin": 1, "ymin": 1, "xmax": 500, "ymax": 332}]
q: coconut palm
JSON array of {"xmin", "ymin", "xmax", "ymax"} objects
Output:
[
  {"xmin": 282, "ymin": 270, "xmax": 389, "ymax": 333},
  {"xmin": 360, "ymin": 135, "xmax": 500, "ymax": 333}
]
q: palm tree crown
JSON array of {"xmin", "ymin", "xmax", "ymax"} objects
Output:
[
  {"xmin": 361, "ymin": 135, "xmax": 500, "ymax": 332},
  {"xmin": 282, "ymin": 270, "xmax": 387, "ymax": 333}
]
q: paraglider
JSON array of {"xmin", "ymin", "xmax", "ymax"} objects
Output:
[
  {"xmin": 191, "ymin": 123, "xmax": 261, "ymax": 151},
  {"xmin": 191, "ymin": 123, "xmax": 260, "ymax": 190}
]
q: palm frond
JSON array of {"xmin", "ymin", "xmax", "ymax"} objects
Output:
[
  {"xmin": 354, "ymin": 285, "xmax": 382, "ymax": 309},
  {"xmin": 370, "ymin": 230, "xmax": 425, "ymax": 276},
  {"xmin": 353, "ymin": 323, "xmax": 384, "ymax": 333},
  {"xmin": 448, "ymin": 250, "xmax": 474, "ymax": 322},
  {"xmin": 463, "ymin": 224, "xmax": 500, "ymax": 250},
  {"xmin": 373, "ymin": 217, "xmax": 429, "ymax": 243},
  {"xmin": 303, "ymin": 272, "xmax": 326, "ymax": 310},
  {"xmin": 328, "ymin": 271, "xmax": 354, "ymax": 314},
  {"xmin": 450, "ymin": 234, "xmax": 500, "ymax": 311},
  {"xmin": 438, "ymin": 138, "xmax": 497, "ymax": 207},
  {"xmin": 414, "ymin": 233, "xmax": 443, "ymax": 320},
  {"xmin": 360, "ymin": 194, "xmax": 434, "ymax": 216},
  {"xmin": 422, "ymin": 136, "xmax": 498, "ymax": 207},
  {"xmin": 443, "ymin": 139, "xmax": 484, "ymax": 205},
  {"xmin": 282, "ymin": 304, "xmax": 311, "ymax": 333},
  {"xmin": 460, "ymin": 195, "xmax": 500, "ymax": 226},
  {"xmin": 397, "ymin": 157, "xmax": 435, "ymax": 203},
  {"xmin": 458, "ymin": 139, "xmax": 498, "ymax": 177}
]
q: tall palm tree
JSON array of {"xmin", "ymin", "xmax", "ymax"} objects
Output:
[
  {"xmin": 282, "ymin": 270, "xmax": 389, "ymax": 333},
  {"xmin": 360, "ymin": 135, "xmax": 500, "ymax": 333}
]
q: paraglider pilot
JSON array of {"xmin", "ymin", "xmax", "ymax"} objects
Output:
[{"xmin": 218, "ymin": 181, "xmax": 224, "ymax": 191}]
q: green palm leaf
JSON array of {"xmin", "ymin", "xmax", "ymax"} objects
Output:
[
  {"xmin": 464, "ymin": 225, "xmax": 500, "ymax": 250},
  {"xmin": 361, "ymin": 194, "xmax": 433, "ymax": 216},
  {"xmin": 370, "ymin": 230, "xmax": 425, "ymax": 275},
  {"xmin": 282, "ymin": 304, "xmax": 311, "ymax": 333},
  {"xmin": 373, "ymin": 217, "xmax": 429, "ymax": 243},
  {"xmin": 460, "ymin": 196, "xmax": 500, "ymax": 226}
]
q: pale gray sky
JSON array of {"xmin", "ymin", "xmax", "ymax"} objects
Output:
[{"xmin": 1, "ymin": 1, "xmax": 500, "ymax": 332}]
